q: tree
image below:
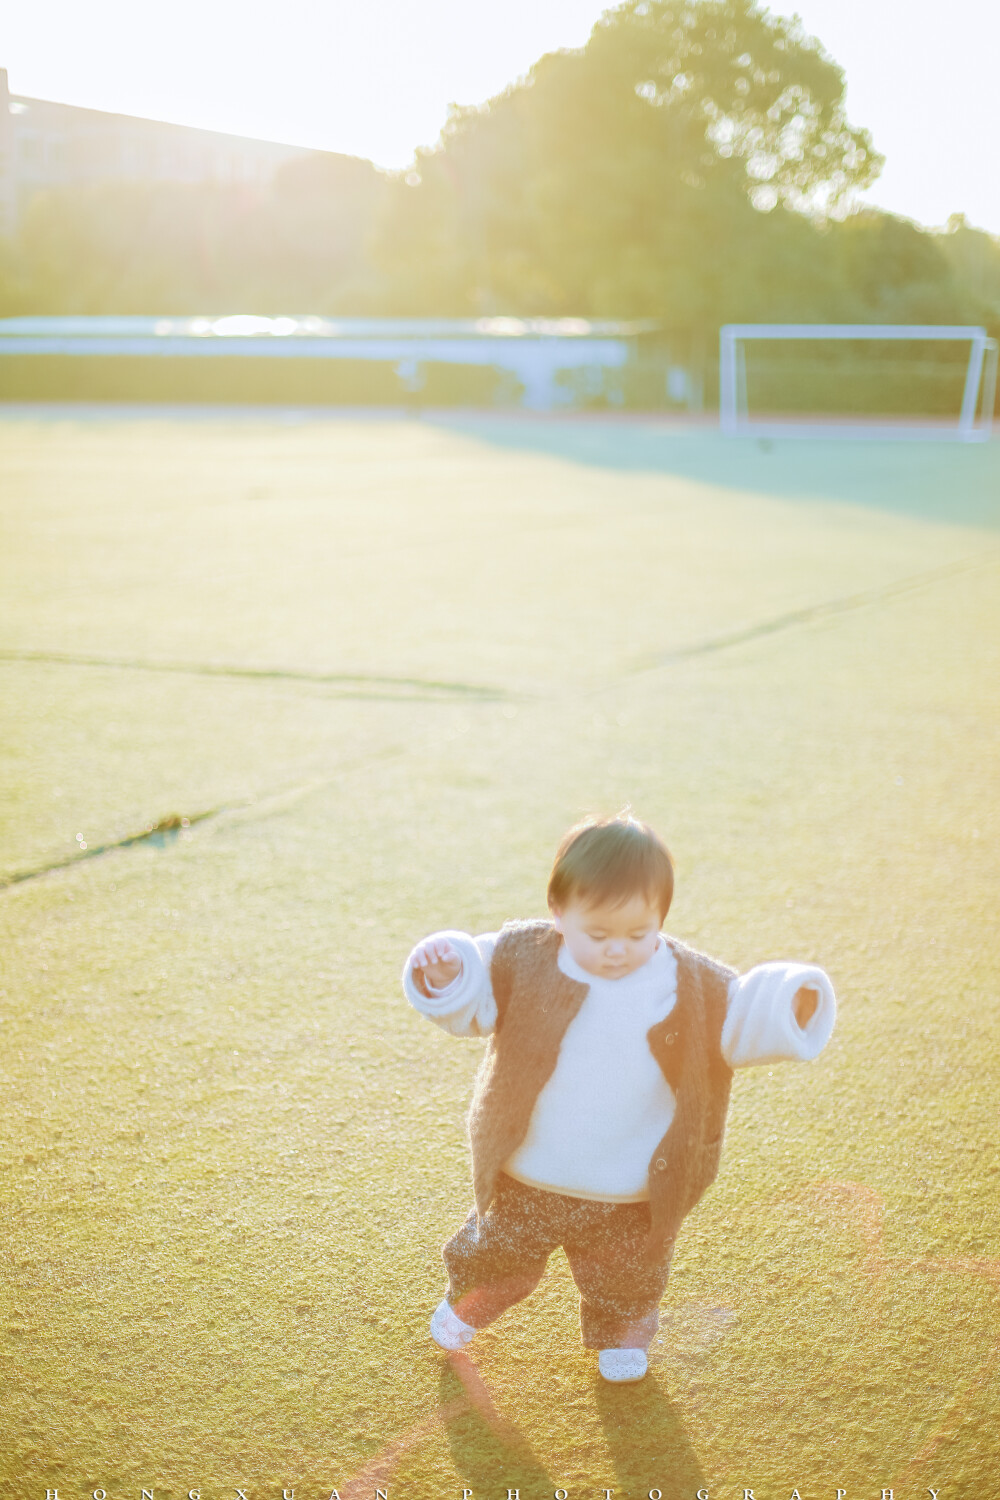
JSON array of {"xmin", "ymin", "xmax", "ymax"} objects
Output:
[
  {"xmin": 373, "ymin": 0, "xmax": 884, "ymax": 319},
  {"xmin": 587, "ymin": 0, "xmax": 881, "ymax": 214},
  {"xmin": 12, "ymin": 152, "xmax": 390, "ymax": 315},
  {"xmin": 828, "ymin": 210, "xmax": 967, "ymax": 322},
  {"xmin": 936, "ymin": 216, "xmax": 1000, "ymax": 316}
]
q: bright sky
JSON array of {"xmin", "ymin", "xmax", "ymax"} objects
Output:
[{"xmin": 5, "ymin": 0, "xmax": 998, "ymax": 235}]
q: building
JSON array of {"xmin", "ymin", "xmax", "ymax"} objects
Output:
[{"xmin": 0, "ymin": 67, "xmax": 316, "ymax": 238}]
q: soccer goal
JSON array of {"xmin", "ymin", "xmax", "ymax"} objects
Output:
[{"xmin": 719, "ymin": 324, "xmax": 998, "ymax": 441}]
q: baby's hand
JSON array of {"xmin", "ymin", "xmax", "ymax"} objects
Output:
[
  {"xmin": 793, "ymin": 985, "xmax": 818, "ymax": 1028},
  {"xmin": 412, "ymin": 938, "xmax": 463, "ymax": 991}
]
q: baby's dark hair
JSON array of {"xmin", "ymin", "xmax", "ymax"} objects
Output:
[{"xmin": 547, "ymin": 812, "xmax": 674, "ymax": 921}]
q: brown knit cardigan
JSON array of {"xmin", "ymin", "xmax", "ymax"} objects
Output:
[{"xmin": 466, "ymin": 919, "xmax": 736, "ymax": 1259}]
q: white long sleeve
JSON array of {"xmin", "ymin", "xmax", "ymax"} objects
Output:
[
  {"xmin": 722, "ymin": 962, "xmax": 836, "ymax": 1068},
  {"xmin": 402, "ymin": 933, "xmax": 836, "ymax": 1063},
  {"xmin": 401, "ymin": 930, "xmax": 499, "ymax": 1037}
]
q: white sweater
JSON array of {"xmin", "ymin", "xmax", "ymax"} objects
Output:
[{"xmin": 402, "ymin": 929, "xmax": 836, "ymax": 1202}]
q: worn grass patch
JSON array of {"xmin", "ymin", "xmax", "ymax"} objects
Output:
[{"xmin": 1, "ymin": 413, "xmax": 998, "ymax": 1498}]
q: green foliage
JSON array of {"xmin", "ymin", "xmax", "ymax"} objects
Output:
[
  {"xmin": 14, "ymin": 152, "xmax": 389, "ymax": 315},
  {"xmin": 369, "ymin": 0, "xmax": 990, "ymax": 336},
  {"xmin": 937, "ymin": 215, "xmax": 1000, "ymax": 315},
  {"xmin": 586, "ymin": 0, "xmax": 882, "ymax": 213},
  {"xmin": 0, "ymin": 234, "xmax": 31, "ymax": 316},
  {"xmin": 372, "ymin": 0, "xmax": 887, "ymax": 321},
  {"xmin": 0, "ymin": 0, "xmax": 994, "ymax": 343}
]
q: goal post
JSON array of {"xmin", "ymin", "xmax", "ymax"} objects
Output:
[{"xmin": 719, "ymin": 324, "xmax": 997, "ymax": 441}]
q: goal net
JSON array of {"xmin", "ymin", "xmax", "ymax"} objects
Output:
[{"xmin": 719, "ymin": 324, "xmax": 997, "ymax": 441}]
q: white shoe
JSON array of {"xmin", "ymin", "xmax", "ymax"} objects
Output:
[
  {"xmin": 598, "ymin": 1347, "xmax": 648, "ymax": 1383},
  {"xmin": 430, "ymin": 1298, "xmax": 476, "ymax": 1351}
]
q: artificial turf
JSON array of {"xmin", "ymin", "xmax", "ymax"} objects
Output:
[{"xmin": 1, "ymin": 410, "xmax": 998, "ymax": 1499}]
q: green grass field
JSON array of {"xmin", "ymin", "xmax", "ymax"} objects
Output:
[{"xmin": 1, "ymin": 409, "xmax": 998, "ymax": 1500}]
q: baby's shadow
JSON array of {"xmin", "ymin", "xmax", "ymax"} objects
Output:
[
  {"xmin": 436, "ymin": 1352, "xmax": 557, "ymax": 1492},
  {"xmin": 594, "ymin": 1373, "xmax": 708, "ymax": 1497},
  {"xmin": 433, "ymin": 1349, "xmax": 707, "ymax": 1497}
]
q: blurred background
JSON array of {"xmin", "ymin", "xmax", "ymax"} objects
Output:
[{"xmin": 1, "ymin": 0, "xmax": 999, "ymax": 416}]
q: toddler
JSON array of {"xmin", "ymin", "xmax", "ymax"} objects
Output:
[{"xmin": 402, "ymin": 813, "xmax": 836, "ymax": 1383}]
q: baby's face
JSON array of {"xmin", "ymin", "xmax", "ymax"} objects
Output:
[{"xmin": 551, "ymin": 892, "xmax": 662, "ymax": 979}]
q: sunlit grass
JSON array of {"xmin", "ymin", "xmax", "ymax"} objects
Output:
[{"xmin": 1, "ymin": 413, "xmax": 998, "ymax": 1495}]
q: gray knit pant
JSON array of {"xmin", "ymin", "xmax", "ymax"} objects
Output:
[{"xmin": 443, "ymin": 1172, "xmax": 674, "ymax": 1350}]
